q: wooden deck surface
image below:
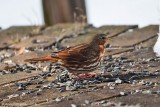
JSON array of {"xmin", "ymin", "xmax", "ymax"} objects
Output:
[{"xmin": 0, "ymin": 24, "xmax": 159, "ymax": 107}]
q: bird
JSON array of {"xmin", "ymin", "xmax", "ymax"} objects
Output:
[{"xmin": 24, "ymin": 33, "xmax": 110, "ymax": 77}]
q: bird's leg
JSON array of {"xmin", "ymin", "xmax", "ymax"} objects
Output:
[{"xmin": 76, "ymin": 63, "xmax": 106, "ymax": 79}]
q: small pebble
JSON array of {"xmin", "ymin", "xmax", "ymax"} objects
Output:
[
  {"xmin": 59, "ymin": 87, "xmax": 66, "ymax": 92},
  {"xmin": 146, "ymin": 58, "xmax": 155, "ymax": 62},
  {"xmin": 55, "ymin": 97, "xmax": 62, "ymax": 102},
  {"xmin": 32, "ymin": 39, "xmax": 48, "ymax": 43},
  {"xmin": 115, "ymin": 78, "xmax": 122, "ymax": 84},
  {"xmin": 0, "ymin": 98, "xmax": 2, "ymax": 102},
  {"xmin": 109, "ymin": 86, "xmax": 115, "ymax": 90},
  {"xmin": 107, "ymin": 82, "xmax": 116, "ymax": 87},
  {"xmin": 84, "ymin": 100, "xmax": 91, "ymax": 105},
  {"xmin": 138, "ymin": 80, "xmax": 146, "ymax": 85},
  {"xmin": 120, "ymin": 102, "xmax": 127, "ymax": 106},
  {"xmin": 104, "ymin": 102, "xmax": 116, "ymax": 106},
  {"xmin": 0, "ymin": 70, "xmax": 5, "ymax": 75},
  {"xmin": 71, "ymin": 104, "xmax": 77, "ymax": 107},
  {"xmin": 120, "ymin": 91, "xmax": 127, "ymax": 96},
  {"xmin": 156, "ymin": 91, "xmax": 160, "ymax": 95},
  {"xmin": 66, "ymin": 86, "xmax": 77, "ymax": 91},
  {"xmin": 142, "ymin": 90, "xmax": 151, "ymax": 94},
  {"xmin": 99, "ymin": 100, "xmax": 107, "ymax": 104},
  {"xmin": 21, "ymin": 90, "xmax": 34, "ymax": 96},
  {"xmin": 65, "ymin": 80, "xmax": 72, "ymax": 86},
  {"xmin": 8, "ymin": 94, "xmax": 19, "ymax": 99},
  {"xmin": 41, "ymin": 85, "xmax": 51, "ymax": 90},
  {"xmin": 66, "ymin": 97, "xmax": 73, "ymax": 100},
  {"xmin": 135, "ymin": 90, "xmax": 141, "ymax": 93},
  {"xmin": 148, "ymin": 63, "xmax": 157, "ymax": 67},
  {"xmin": 4, "ymin": 60, "xmax": 13, "ymax": 64},
  {"xmin": 34, "ymin": 91, "xmax": 41, "ymax": 95},
  {"xmin": 18, "ymin": 84, "xmax": 26, "ymax": 90},
  {"xmin": 25, "ymin": 70, "xmax": 32, "ymax": 73}
]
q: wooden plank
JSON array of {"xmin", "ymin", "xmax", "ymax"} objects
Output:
[
  {"xmin": 137, "ymin": 35, "xmax": 158, "ymax": 48},
  {"xmin": 0, "ymin": 48, "xmax": 156, "ymax": 106},
  {"xmin": 61, "ymin": 25, "xmax": 138, "ymax": 47},
  {"xmin": 12, "ymin": 23, "xmax": 87, "ymax": 49},
  {"xmin": 0, "ymin": 25, "xmax": 159, "ymax": 107},
  {"xmin": 110, "ymin": 25, "xmax": 158, "ymax": 47},
  {"xmin": 4, "ymin": 51, "xmax": 51, "ymax": 64},
  {"xmin": 111, "ymin": 93, "xmax": 160, "ymax": 107},
  {"xmin": 0, "ymin": 26, "xmax": 41, "ymax": 50},
  {"xmin": 0, "ymin": 70, "xmax": 44, "ymax": 86},
  {"xmin": 34, "ymin": 84, "xmax": 148, "ymax": 107},
  {"xmin": 0, "ymin": 48, "xmax": 132, "ymax": 86}
]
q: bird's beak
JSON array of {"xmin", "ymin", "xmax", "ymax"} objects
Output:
[
  {"xmin": 105, "ymin": 38, "xmax": 110, "ymax": 48},
  {"xmin": 104, "ymin": 32, "xmax": 110, "ymax": 42},
  {"xmin": 105, "ymin": 37, "xmax": 110, "ymax": 42}
]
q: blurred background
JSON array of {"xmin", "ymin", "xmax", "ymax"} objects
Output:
[{"xmin": 0, "ymin": 0, "xmax": 159, "ymax": 29}]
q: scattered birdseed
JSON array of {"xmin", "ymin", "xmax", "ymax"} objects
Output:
[
  {"xmin": 32, "ymin": 39, "xmax": 48, "ymax": 44},
  {"xmin": 99, "ymin": 100, "xmax": 107, "ymax": 104},
  {"xmin": 84, "ymin": 100, "xmax": 91, "ymax": 105},
  {"xmin": 34, "ymin": 91, "xmax": 41, "ymax": 96},
  {"xmin": 66, "ymin": 86, "xmax": 77, "ymax": 91},
  {"xmin": 120, "ymin": 91, "xmax": 127, "ymax": 96},
  {"xmin": 25, "ymin": 70, "xmax": 32, "ymax": 73},
  {"xmin": 156, "ymin": 91, "xmax": 160, "ymax": 95},
  {"xmin": 18, "ymin": 83, "xmax": 26, "ymax": 90},
  {"xmin": 4, "ymin": 60, "xmax": 13, "ymax": 64},
  {"xmin": 21, "ymin": 90, "xmax": 35, "ymax": 96},
  {"xmin": 109, "ymin": 86, "xmax": 115, "ymax": 90},
  {"xmin": 0, "ymin": 70, "xmax": 6, "ymax": 75},
  {"xmin": 107, "ymin": 82, "xmax": 116, "ymax": 87},
  {"xmin": 55, "ymin": 97, "xmax": 62, "ymax": 102},
  {"xmin": 8, "ymin": 94, "xmax": 19, "ymax": 99},
  {"xmin": 103, "ymin": 102, "xmax": 116, "ymax": 107},
  {"xmin": 142, "ymin": 90, "xmax": 151, "ymax": 94},
  {"xmin": 1, "ymin": 45, "xmax": 159, "ymax": 107},
  {"xmin": 115, "ymin": 78, "xmax": 123, "ymax": 84},
  {"xmin": 71, "ymin": 104, "xmax": 77, "ymax": 107}
]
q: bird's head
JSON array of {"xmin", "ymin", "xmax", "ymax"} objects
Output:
[{"xmin": 92, "ymin": 33, "xmax": 110, "ymax": 45}]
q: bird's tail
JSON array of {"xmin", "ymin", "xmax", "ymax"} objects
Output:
[{"xmin": 24, "ymin": 56, "xmax": 59, "ymax": 62}]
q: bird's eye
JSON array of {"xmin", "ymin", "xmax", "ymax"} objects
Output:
[{"xmin": 99, "ymin": 36, "xmax": 106, "ymax": 40}]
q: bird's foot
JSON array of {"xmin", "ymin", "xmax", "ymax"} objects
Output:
[
  {"xmin": 70, "ymin": 70, "xmax": 101, "ymax": 79},
  {"xmin": 77, "ymin": 72, "xmax": 98, "ymax": 78}
]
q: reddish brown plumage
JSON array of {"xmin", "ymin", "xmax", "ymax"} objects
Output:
[{"xmin": 24, "ymin": 34, "xmax": 110, "ymax": 73}]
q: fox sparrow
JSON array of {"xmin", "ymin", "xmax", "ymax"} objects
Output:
[{"xmin": 24, "ymin": 33, "xmax": 110, "ymax": 76}]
